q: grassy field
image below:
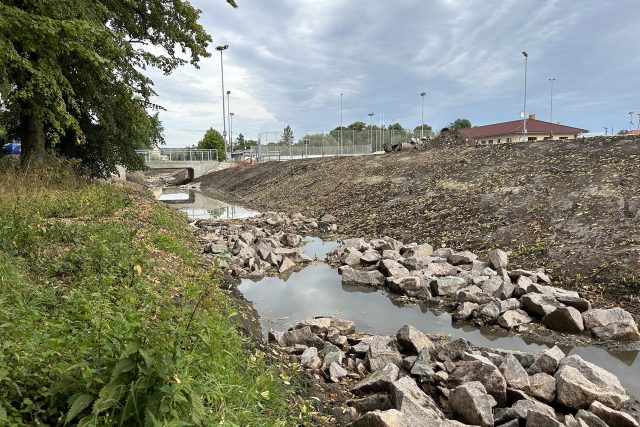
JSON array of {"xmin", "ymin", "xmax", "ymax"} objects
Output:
[{"xmin": 0, "ymin": 158, "xmax": 304, "ymax": 426}]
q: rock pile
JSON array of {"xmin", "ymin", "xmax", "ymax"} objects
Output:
[
  {"xmin": 328, "ymin": 238, "xmax": 640, "ymax": 342},
  {"xmin": 383, "ymin": 130, "xmax": 476, "ymax": 153},
  {"xmin": 196, "ymin": 211, "xmax": 337, "ymax": 279},
  {"xmin": 270, "ymin": 318, "xmax": 639, "ymax": 426}
]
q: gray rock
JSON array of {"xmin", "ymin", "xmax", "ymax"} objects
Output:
[
  {"xmin": 396, "ymin": 325, "xmax": 435, "ymax": 355},
  {"xmin": 323, "ymin": 343, "xmax": 344, "ymax": 369},
  {"xmin": 576, "ymin": 409, "xmax": 609, "ymax": 427},
  {"xmin": 431, "ymin": 276, "xmax": 468, "ymax": 296},
  {"xmin": 278, "ymin": 256, "xmax": 296, "ymax": 273},
  {"xmin": 449, "ymin": 357, "xmax": 507, "ymax": 406},
  {"xmin": 390, "ymin": 376, "xmax": 445, "ymax": 426},
  {"xmin": 424, "ymin": 262, "xmax": 458, "ymax": 277},
  {"xmin": 498, "ymin": 309, "xmax": 533, "ymax": 329},
  {"xmin": 281, "ymin": 233, "xmax": 302, "ymax": 247},
  {"xmin": 494, "ymin": 281, "xmax": 515, "ymax": 300},
  {"xmin": 351, "ymin": 409, "xmax": 405, "ymax": 427},
  {"xmin": 350, "ymin": 363, "xmax": 400, "ymax": 394},
  {"xmin": 267, "ymin": 330, "xmax": 287, "ymax": 346},
  {"xmin": 329, "ymin": 318, "xmax": 356, "ymax": 335},
  {"xmin": 583, "ymin": 308, "xmax": 640, "ymax": 341},
  {"xmin": 283, "ymin": 326, "xmax": 324, "ymax": 348},
  {"xmin": 522, "ymin": 293, "xmax": 562, "ymax": 318},
  {"xmin": 433, "ymin": 247, "xmax": 453, "ymax": 259},
  {"xmin": 526, "ymin": 410, "xmax": 563, "ymax": 427},
  {"xmin": 273, "ymin": 247, "xmax": 313, "ymax": 263},
  {"xmin": 479, "ymin": 301, "xmax": 501, "ymax": 323},
  {"xmin": 399, "ymin": 257, "xmax": 426, "ymax": 271},
  {"xmin": 300, "ymin": 346, "xmax": 319, "ymax": 366},
  {"xmin": 341, "ymin": 266, "xmax": 385, "ymax": 287},
  {"xmin": 542, "ymin": 306, "xmax": 585, "ymax": 332},
  {"xmin": 500, "ymin": 354, "xmax": 530, "ymax": 391},
  {"xmin": 402, "ymin": 243, "xmax": 434, "ymax": 260},
  {"xmin": 449, "ymin": 382, "xmax": 495, "ymax": 427},
  {"xmin": 556, "ymin": 295, "xmax": 592, "ymax": 312},
  {"xmin": 410, "ymin": 348, "xmax": 434, "ymax": 377},
  {"xmin": 527, "ymin": 345, "xmax": 565, "ymax": 375},
  {"xmin": 402, "ymin": 356, "xmax": 417, "ymax": 370},
  {"xmin": 366, "ymin": 336, "xmax": 403, "ymax": 371},
  {"xmin": 472, "ymin": 260, "xmax": 491, "ymax": 273},
  {"xmin": 488, "ymin": 248, "xmax": 509, "ymax": 269},
  {"xmin": 379, "ymin": 259, "xmax": 410, "ymax": 277},
  {"xmin": 589, "ymin": 400, "xmax": 640, "ymax": 427},
  {"xmin": 499, "ymin": 298, "xmax": 521, "ymax": 313},
  {"xmin": 295, "ymin": 317, "xmax": 332, "ymax": 334},
  {"xmin": 361, "ymin": 249, "xmax": 383, "ymax": 265},
  {"xmin": 342, "ymin": 238, "xmax": 369, "ymax": 251},
  {"xmin": 449, "ymin": 250, "xmax": 478, "ymax": 265},
  {"xmin": 344, "ymin": 248, "xmax": 365, "ymax": 266},
  {"xmin": 348, "ymin": 394, "xmax": 393, "ymax": 413},
  {"xmin": 481, "ymin": 276, "xmax": 504, "ymax": 294},
  {"xmin": 386, "ymin": 276, "xmax": 423, "ymax": 296},
  {"xmin": 555, "ymin": 355, "xmax": 629, "ymax": 409},
  {"xmin": 329, "ymin": 362, "xmax": 348, "ymax": 383},
  {"xmin": 495, "ymin": 398, "xmax": 556, "ymax": 424},
  {"xmin": 529, "ymin": 373, "xmax": 556, "ymax": 403},
  {"xmin": 454, "ymin": 285, "xmax": 482, "ymax": 301},
  {"xmin": 452, "ymin": 302, "xmax": 479, "ymax": 321},
  {"xmin": 434, "ymin": 338, "xmax": 470, "ymax": 362}
]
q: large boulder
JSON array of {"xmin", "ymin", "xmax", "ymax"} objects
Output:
[
  {"xmin": 529, "ymin": 372, "xmax": 556, "ymax": 403},
  {"xmin": 589, "ymin": 401, "xmax": 640, "ymax": 427},
  {"xmin": 410, "ymin": 348, "xmax": 433, "ymax": 377},
  {"xmin": 449, "ymin": 357, "xmax": 507, "ymax": 406},
  {"xmin": 527, "ymin": 345, "xmax": 565, "ymax": 375},
  {"xmin": 497, "ymin": 309, "xmax": 533, "ymax": 329},
  {"xmin": 494, "ymin": 398, "xmax": 556, "ymax": 425},
  {"xmin": 452, "ymin": 302, "xmax": 479, "ymax": 321},
  {"xmin": 351, "ymin": 363, "xmax": 400, "ymax": 394},
  {"xmin": 449, "ymin": 250, "xmax": 478, "ymax": 265},
  {"xmin": 526, "ymin": 410, "xmax": 563, "ymax": 427},
  {"xmin": 379, "ymin": 259, "xmax": 410, "ymax": 277},
  {"xmin": 283, "ymin": 326, "xmax": 324, "ymax": 348},
  {"xmin": 402, "ymin": 243, "xmax": 434, "ymax": 261},
  {"xmin": 273, "ymin": 247, "xmax": 313, "ymax": 263},
  {"xmin": 555, "ymin": 355, "xmax": 629, "ymax": 409},
  {"xmin": 390, "ymin": 377, "xmax": 445, "ymax": 426},
  {"xmin": 521, "ymin": 293, "xmax": 562, "ymax": 318},
  {"xmin": 340, "ymin": 266, "xmax": 385, "ymax": 287},
  {"xmin": 499, "ymin": 354, "xmax": 530, "ymax": 391},
  {"xmin": 351, "ymin": 409, "xmax": 405, "ymax": 427},
  {"xmin": 542, "ymin": 306, "xmax": 585, "ymax": 332},
  {"xmin": 575, "ymin": 409, "xmax": 610, "ymax": 427},
  {"xmin": 582, "ymin": 308, "xmax": 640, "ymax": 341},
  {"xmin": 365, "ymin": 336, "xmax": 403, "ymax": 371},
  {"xmin": 449, "ymin": 382, "xmax": 495, "ymax": 427},
  {"xmin": 488, "ymin": 249, "xmax": 509, "ymax": 269},
  {"xmin": 430, "ymin": 276, "xmax": 468, "ymax": 296},
  {"xmin": 396, "ymin": 325, "xmax": 435, "ymax": 355}
]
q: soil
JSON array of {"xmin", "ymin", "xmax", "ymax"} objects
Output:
[{"xmin": 198, "ymin": 136, "xmax": 640, "ymax": 319}]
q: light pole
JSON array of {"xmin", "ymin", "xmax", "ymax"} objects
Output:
[
  {"xmin": 637, "ymin": 113, "xmax": 640, "ymax": 130},
  {"xmin": 340, "ymin": 93, "xmax": 343, "ymax": 155},
  {"xmin": 630, "ymin": 112, "xmax": 635, "ymax": 132},
  {"xmin": 603, "ymin": 127, "xmax": 608, "ymax": 136},
  {"xmin": 548, "ymin": 78, "xmax": 555, "ymax": 123},
  {"xmin": 368, "ymin": 113, "xmax": 375, "ymax": 151},
  {"xmin": 226, "ymin": 90, "xmax": 231, "ymax": 151},
  {"xmin": 215, "ymin": 45, "xmax": 229, "ymax": 159},
  {"xmin": 229, "ymin": 112, "xmax": 234, "ymax": 156},
  {"xmin": 522, "ymin": 51, "xmax": 528, "ymax": 141},
  {"xmin": 420, "ymin": 92, "xmax": 426, "ymax": 138}
]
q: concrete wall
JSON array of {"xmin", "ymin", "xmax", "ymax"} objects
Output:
[
  {"xmin": 477, "ymin": 133, "xmax": 580, "ymax": 144},
  {"xmin": 144, "ymin": 160, "xmax": 232, "ymax": 178}
]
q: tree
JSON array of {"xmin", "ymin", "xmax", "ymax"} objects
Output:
[
  {"xmin": 280, "ymin": 125, "xmax": 294, "ymax": 145},
  {"xmin": 0, "ymin": 0, "xmax": 236, "ymax": 174},
  {"xmin": 348, "ymin": 121, "xmax": 366, "ymax": 132},
  {"xmin": 413, "ymin": 125, "xmax": 433, "ymax": 136},
  {"xmin": 448, "ymin": 118, "xmax": 472, "ymax": 131},
  {"xmin": 236, "ymin": 133, "xmax": 245, "ymax": 146},
  {"xmin": 198, "ymin": 128, "xmax": 225, "ymax": 161},
  {"xmin": 618, "ymin": 130, "xmax": 628, "ymax": 135},
  {"xmin": 388, "ymin": 123, "xmax": 404, "ymax": 131}
]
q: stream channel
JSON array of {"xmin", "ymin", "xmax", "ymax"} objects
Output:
[{"xmin": 159, "ymin": 188, "xmax": 640, "ymax": 398}]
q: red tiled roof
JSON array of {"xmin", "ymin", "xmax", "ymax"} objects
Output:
[{"xmin": 461, "ymin": 118, "xmax": 588, "ymax": 139}]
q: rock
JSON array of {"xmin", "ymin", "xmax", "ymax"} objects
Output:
[
  {"xmin": 329, "ymin": 318, "xmax": 356, "ymax": 335},
  {"xmin": 449, "ymin": 357, "xmax": 507, "ymax": 406},
  {"xmin": 556, "ymin": 295, "xmax": 592, "ymax": 312},
  {"xmin": 575, "ymin": 409, "xmax": 609, "ymax": 427},
  {"xmin": 526, "ymin": 410, "xmax": 563, "ymax": 426},
  {"xmin": 350, "ymin": 409, "xmax": 405, "ymax": 427},
  {"xmin": 555, "ymin": 355, "xmax": 629, "ymax": 409},
  {"xmin": 329, "ymin": 362, "xmax": 348, "ymax": 382},
  {"xmin": 351, "ymin": 363, "xmax": 400, "ymax": 394},
  {"xmin": 278, "ymin": 256, "xmax": 296, "ymax": 273},
  {"xmin": 386, "ymin": 276, "xmax": 425, "ymax": 296},
  {"xmin": 267, "ymin": 330, "xmax": 287, "ymax": 346},
  {"xmin": 542, "ymin": 306, "xmax": 585, "ymax": 332},
  {"xmin": 396, "ymin": 325, "xmax": 435, "ymax": 355},
  {"xmin": 488, "ymin": 249, "xmax": 509, "ymax": 269},
  {"xmin": 295, "ymin": 318, "xmax": 332, "ymax": 334},
  {"xmin": 341, "ymin": 266, "xmax": 385, "ymax": 287},
  {"xmin": 494, "ymin": 281, "xmax": 515, "ymax": 300},
  {"xmin": 390, "ymin": 376, "xmax": 445, "ymax": 425},
  {"xmin": 344, "ymin": 248, "xmax": 365, "ymax": 266},
  {"xmin": 424, "ymin": 262, "xmax": 458, "ymax": 277},
  {"xmin": 589, "ymin": 401, "xmax": 640, "ymax": 427},
  {"xmin": 323, "ymin": 344, "xmax": 344, "ymax": 369},
  {"xmin": 430, "ymin": 276, "xmax": 468, "ymax": 296},
  {"xmin": 203, "ymin": 243, "xmax": 227, "ymax": 254},
  {"xmin": 498, "ymin": 309, "xmax": 533, "ymax": 329},
  {"xmin": 281, "ymin": 233, "xmax": 302, "ymax": 247},
  {"xmin": 273, "ymin": 247, "xmax": 313, "ymax": 263},
  {"xmin": 402, "ymin": 356, "xmax": 417, "ymax": 370},
  {"xmin": 454, "ymin": 285, "xmax": 482, "ymax": 301},
  {"xmin": 410, "ymin": 348, "xmax": 433, "ymax": 377},
  {"xmin": 452, "ymin": 302, "xmax": 479, "ymax": 321},
  {"xmin": 361, "ymin": 249, "xmax": 383, "ymax": 265},
  {"xmin": 479, "ymin": 301, "xmax": 501, "ymax": 323},
  {"xmin": 495, "ymin": 398, "xmax": 556, "ymax": 424},
  {"xmin": 348, "ymin": 394, "xmax": 393, "ymax": 413},
  {"xmin": 434, "ymin": 338, "xmax": 470, "ymax": 362},
  {"xmin": 379, "ymin": 259, "xmax": 410, "ymax": 277},
  {"xmin": 499, "ymin": 298, "xmax": 521, "ymax": 313},
  {"xmin": 366, "ymin": 336, "xmax": 403, "ymax": 371},
  {"xmin": 500, "ymin": 354, "xmax": 530, "ymax": 390},
  {"xmin": 521, "ymin": 293, "xmax": 562, "ymax": 318},
  {"xmin": 433, "ymin": 247, "xmax": 453, "ymax": 259},
  {"xmin": 527, "ymin": 346, "xmax": 565, "ymax": 375},
  {"xmin": 300, "ymin": 347, "xmax": 320, "ymax": 367},
  {"xmin": 320, "ymin": 213, "xmax": 336, "ymax": 223},
  {"xmin": 449, "ymin": 250, "xmax": 478, "ymax": 265},
  {"xmin": 449, "ymin": 382, "xmax": 495, "ymax": 427},
  {"xmin": 402, "ymin": 243, "xmax": 434, "ymax": 260},
  {"xmin": 529, "ymin": 373, "xmax": 556, "ymax": 403},
  {"xmin": 582, "ymin": 308, "xmax": 640, "ymax": 341},
  {"xmin": 283, "ymin": 326, "xmax": 324, "ymax": 348},
  {"xmin": 342, "ymin": 238, "xmax": 369, "ymax": 251},
  {"xmin": 400, "ymin": 257, "xmax": 427, "ymax": 271}
]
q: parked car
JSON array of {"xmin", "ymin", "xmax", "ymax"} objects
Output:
[{"xmin": 1, "ymin": 142, "xmax": 21, "ymax": 155}]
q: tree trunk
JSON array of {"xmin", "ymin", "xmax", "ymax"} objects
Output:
[{"xmin": 20, "ymin": 112, "xmax": 46, "ymax": 167}]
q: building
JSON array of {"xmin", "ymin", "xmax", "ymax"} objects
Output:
[{"xmin": 461, "ymin": 114, "xmax": 588, "ymax": 143}]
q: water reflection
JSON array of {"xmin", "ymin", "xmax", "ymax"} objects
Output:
[{"xmin": 156, "ymin": 189, "xmax": 259, "ymax": 220}]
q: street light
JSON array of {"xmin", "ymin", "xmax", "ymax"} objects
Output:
[
  {"xmin": 368, "ymin": 113, "xmax": 375, "ymax": 151},
  {"xmin": 226, "ymin": 90, "xmax": 231, "ymax": 152},
  {"xmin": 420, "ymin": 92, "xmax": 426, "ymax": 139},
  {"xmin": 603, "ymin": 127, "xmax": 608, "ymax": 136},
  {"xmin": 215, "ymin": 44, "xmax": 229, "ymax": 159},
  {"xmin": 629, "ymin": 112, "xmax": 636, "ymax": 132},
  {"xmin": 229, "ymin": 112, "xmax": 234, "ymax": 156},
  {"xmin": 637, "ymin": 113, "xmax": 640, "ymax": 130},
  {"xmin": 340, "ymin": 93, "xmax": 343, "ymax": 155},
  {"xmin": 548, "ymin": 78, "xmax": 556, "ymax": 123},
  {"xmin": 522, "ymin": 51, "xmax": 528, "ymax": 142}
]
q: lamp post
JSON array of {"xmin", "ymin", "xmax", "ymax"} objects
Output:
[
  {"xmin": 630, "ymin": 112, "xmax": 635, "ymax": 132},
  {"xmin": 368, "ymin": 113, "xmax": 375, "ymax": 151},
  {"xmin": 603, "ymin": 127, "xmax": 608, "ymax": 136},
  {"xmin": 215, "ymin": 45, "xmax": 229, "ymax": 159},
  {"xmin": 229, "ymin": 112, "xmax": 234, "ymax": 156},
  {"xmin": 226, "ymin": 90, "xmax": 231, "ymax": 151},
  {"xmin": 637, "ymin": 113, "xmax": 640, "ymax": 130},
  {"xmin": 548, "ymin": 78, "xmax": 555, "ymax": 123},
  {"xmin": 420, "ymin": 92, "xmax": 426, "ymax": 138},
  {"xmin": 522, "ymin": 51, "xmax": 528, "ymax": 142},
  {"xmin": 340, "ymin": 93, "xmax": 343, "ymax": 155}
]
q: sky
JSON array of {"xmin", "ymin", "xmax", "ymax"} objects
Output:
[{"xmin": 148, "ymin": 0, "xmax": 640, "ymax": 147}]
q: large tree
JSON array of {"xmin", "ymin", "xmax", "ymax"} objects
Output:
[
  {"xmin": 280, "ymin": 125, "xmax": 294, "ymax": 145},
  {"xmin": 448, "ymin": 118, "xmax": 472, "ymax": 131},
  {"xmin": 0, "ymin": 0, "xmax": 236, "ymax": 174},
  {"xmin": 198, "ymin": 128, "xmax": 225, "ymax": 161}
]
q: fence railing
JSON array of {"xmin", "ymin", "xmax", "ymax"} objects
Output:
[{"xmin": 135, "ymin": 148, "xmax": 218, "ymax": 162}]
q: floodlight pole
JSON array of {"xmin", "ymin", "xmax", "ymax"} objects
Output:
[
  {"xmin": 215, "ymin": 44, "xmax": 229, "ymax": 159},
  {"xmin": 229, "ymin": 112, "xmax": 234, "ymax": 155},
  {"xmin": 226, "ymin": 90, "xmax": 231, "ymax": 151},
  {"xmin": 548, "ymin": 78, "xmax": 555, "ymax": 123},
  {"xmin": 368, "ymin": 113, "xmax": 375, "ymax": 151},
  {"xmin": 522, "ymin": 51, "xmax": 528, "ymax": 141},
  {"xmin": 340, "ymin": 93, "xmax": 343, "ymax": 156},
  {"xmin": 420, "ymin": 92, "xmax": 426, "ymax": 138}
]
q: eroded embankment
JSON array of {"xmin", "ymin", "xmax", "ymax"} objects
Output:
[{"xmin": 198, "ymin": 137, "xmax": 640, "ymax": 316}]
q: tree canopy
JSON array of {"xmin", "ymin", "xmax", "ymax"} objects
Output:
[
  {"xmin": 198, "ymin": 128, "xmax": 225, "ymax": 160},
  {"xmin": 280, "ymin": 125, "xmax": 294, "ymax": 145},
  {"xmin": 0, "ymin": 0, "xmax": 235, "ymax": 175},
  {"xmin": 448, "ymin": 118, "xmax": 472, "ymax": 131}
]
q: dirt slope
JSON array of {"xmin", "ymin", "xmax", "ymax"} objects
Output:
[{"xmin": 199, "ymin": 137, "xmax": 640, "ymax": 314}]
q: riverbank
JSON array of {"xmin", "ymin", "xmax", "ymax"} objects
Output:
[
  {"xmin": 0, "ymin": 158, "xmax": 307, "ymax": 425},
  {"xmin": 198, "ymin": 136, "xmax": 640, "ymax": 319}
]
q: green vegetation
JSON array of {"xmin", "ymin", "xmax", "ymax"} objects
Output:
[
  {"xmin": 448, "ymin": 118, "xmax": 472, "ymax": 131},
  {"xmin": 0, "ymin": 157, "xmax": 303, "ymax": 425},
  {"xmin": 197, "ymin": 128, "xmax": 226, "ymax": 161},
  {"xmin": 280, "ymin": 125, "xmax": 295, "ymax": 145}
]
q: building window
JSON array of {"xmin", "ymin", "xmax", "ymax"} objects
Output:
[
  {"xmin": 488, "ymin": 139, "xmax": 493, "ymax": 143},
  {"xmin": 543, "ymin": 137, "xmax": 550, "ymax": 141},
  {"xmin": 481, "ymin": 140, "xmax": 486, "ymax": 143},
  {"xmin": 559, "ymin": 137, "xmax": 568, "ymax": 140},
  {"xmin": 497, "ymin": 138, "xmax": 501, "ymax": 143},
  {"xmin": 528, "ymin": 137, "xmax": 537, "ymax": 141},
  {"xmin": 507, "ymin": 137, "xmax": 512, "ymax": 143}
]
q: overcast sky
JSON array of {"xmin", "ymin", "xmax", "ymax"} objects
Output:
[{"xmin": 149, "ymin": 0, "xmax": 640, "ymax": 147}]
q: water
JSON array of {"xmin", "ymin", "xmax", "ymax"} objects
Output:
[
  {"xmin": 156, "ymin": 189, "xmax": 259, "ymax": 220},
  {"xmin": 239, "ymin": 258, "xmax": 640, "ymax": 397}
]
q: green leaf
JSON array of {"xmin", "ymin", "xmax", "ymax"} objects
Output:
[{"xmin": 65, "ymin": 393, "xmax": 93, "ymax": 424}]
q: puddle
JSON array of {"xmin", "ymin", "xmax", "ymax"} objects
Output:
[
  {"xmin": 239, "ymin": 263, "xmax": 640, "ymax": 397},
  {"xmin": 302, "ymin": 237, "xmax": 340, "ymax": 259},
  {"xmin": 156, "ymin": 188, "xmax": 259, "ymax": 220}
]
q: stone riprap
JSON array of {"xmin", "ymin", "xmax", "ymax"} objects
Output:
[
  {"xmin": 327, "ymin": 237, "xmax": 640, "ymax": 342},
  {"xmin": 270, "ymin": 318, "xmax": 639, "ymax": 426}
]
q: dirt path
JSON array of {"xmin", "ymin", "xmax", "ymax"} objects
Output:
[{"xmin": 198, "ymin": 137, "xmax": 640, "ymax": 317}]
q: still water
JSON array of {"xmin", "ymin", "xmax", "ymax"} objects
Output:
[{"xmin": 156, "ymin": 189, "xmax": 259, "ymax": 220}]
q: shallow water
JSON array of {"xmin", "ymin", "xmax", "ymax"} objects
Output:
[
  {"xmin": 240, "ymin": 260, "xmax": 640, "ymax": 397},
  {"xmin": 157, "ymin": 189, "xmax": 259, "ymax": 220}
]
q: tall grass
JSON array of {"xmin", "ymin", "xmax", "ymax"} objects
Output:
[{"xmin": 0, "ymin": 157, "xmax": 303, "ymax": 426}]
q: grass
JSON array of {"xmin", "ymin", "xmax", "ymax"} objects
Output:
[{"xmin": 0, "ymin": 157, "xmax": 305, "ymax": 426}]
